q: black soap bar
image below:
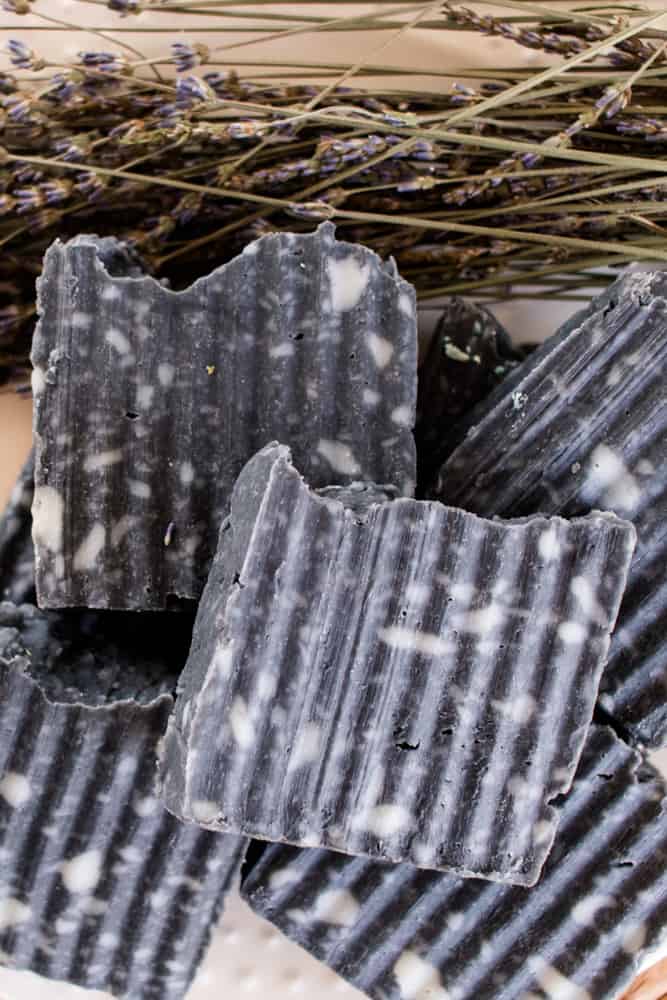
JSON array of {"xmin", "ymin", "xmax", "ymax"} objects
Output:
[
  {"xmin": 416, "ymin": 298, "xmax": 521, "ymax": 487},
  {"xmin": 31, "ymin": 223, "xmax": 418, "ymax": 610},
  {"xmin": 0, "ymin": 450, "xmax": 36, "ymax": 605},
  {"xmin": 433, "ymin": 271, "xmax": 667, "ymax": 748},
  {"xmin": 242, "ymin": 724, "xmax": 667, "ymax": 1000},
  {"xmin": 0, "ymin": 601, "xmax": 247, "ymax": 1000},
  {"xmin": 160, "ymin": 442, "xmax": 635, "ymax": 884}
]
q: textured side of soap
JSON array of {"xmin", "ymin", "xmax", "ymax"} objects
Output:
[
  {"xmin": 0, "ymin": 603, "xmax": 246, "ymax": 1000},
  {"xmin": 416, "ymin": 298, "xmax": 521, "ymax": 488},
  {"xmin": 242, "ymin": 725, "xmax": 667, "ymax": 1000},
  {"xmin": 31, "ymin": 222, "xmax": 417, "ymax": 610},
  {"xmin": 161, "ymin": 443, "xmax": 635, "ymax": 884},
  {"xmin": 0, "ymin": 451, "xmax": 35, "ymax": 605},
  {"xmin": 434, "ymin": 271, "xmax": 667, "ymax": 747}
]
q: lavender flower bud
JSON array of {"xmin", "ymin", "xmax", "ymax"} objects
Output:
[
  {"xmin": 172, "ymin": 42, "xmax": 209, "ymax": 73},
  {"xmin": 6, "ymin": 39, "xmax": 44, "ymax": 71}
]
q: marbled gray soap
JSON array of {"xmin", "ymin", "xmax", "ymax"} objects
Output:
[
  {"xmin": 31, "ymin": 222, "xmax": 417, "ymax": 610},
  {"xmin": 433, "ymin": 271, "xmax": 667, "ymax": 748},
  {"xmin": 417, "ymin": 298, "xmax": 521, "ymax": 489},
  {"xmin": 160, "ymin": 442, "xmax": 635, "ymax": 884},
  {"xmin": 0, "ymin": 601, "xmax": 247, "ymax": 1000},
  {"xmin": 0, "ymin": 450, "xmax": 36, "ymax": 605},
  {"xmin": 242, "ymin": 725, "xmax": 667, "ymax": 1000}
]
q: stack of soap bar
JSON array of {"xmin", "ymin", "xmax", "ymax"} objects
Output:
[
  {"xmin": 0, "ymin": 451, "xmax": 35, "ymax": 605},
  {"xmin": 242, "ymin": 724, "xmax": 667, "ymax": 1000},
  {"xmin": 433, "ymin": 271, "xmax": 667, "ymax": 747},
  {"xmin": 0, "ymin": 601, "xmax": 247, "ymax": 1000},
  {"xmin": 416, "ymin": 298, "xmax": 521, "ymax": 488},
  {"xmin": 160, "ymin": 442, "xmax": 635, "ymax": 884},
  {"xmin": 31, "ymin": 222, "xmax": 417, "ymax": 610}
]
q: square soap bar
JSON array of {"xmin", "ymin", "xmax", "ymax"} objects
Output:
[
  {"xmin": 0, "ymin": 601, "xmax": 246, "ymax": 1000},
  {"xmin": 160, "ymin": 443, "xmax": 635, "ymax": 884},
  {"xmin": 242, "ymin": 725, "xmax": 667, "ymax": 1000},
  {"xmin": 433, "ymin": 271, "xmax": 667, "ymax": 747},
  {"xmin": 32, "ymin": 222, "xmax": 417, "ymax": 610}
]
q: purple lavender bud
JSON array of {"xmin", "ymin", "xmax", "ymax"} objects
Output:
[
  {"xmin": 175, "ymin": 75, "xmax": 212, "ymax": 105},
  {"xmin": 172, "ymin": 42, "xmax": 197, "ymax": 73},
  {"xmin": 6, "ymin": 39, "xmax": 35, "ymax": 70},
  {"xmin": 107, "ymin": 0, "xmax": 142, "ymax": 13},
  {"xmin": 41, "ymin": 180, "xmax": 70, "ymax": 205},
  {"xmin": 3, "ymin": 94, "xmax": 31, "ymax": 122},
  {"xmin": 78, "ymin": 50, "xmax": 124, "ymax": 73},
  {"xmin": 521, "ymin": 152, "xmax": 541, "ymax": 168},
  {"xmin": 14, "ymin": 186, "xmax": 43, "ymax": 213},
  {"xmin": 74, "ymin": 171, "xmax": 107, "ymax": 200},
  {"xmin": 48, "ymin": 73, "xmax": 78, "ymax": 102}
]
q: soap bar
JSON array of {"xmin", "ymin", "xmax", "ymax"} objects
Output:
[
  {"xmin": 242, "ymin": 724, "xmax": 667, "ymax": 1000},
  {"xmin": 160, "ymin": 442, "xmax": 635, "ymax": 884},
  {"xmin": 31, "ymin": 222, "xmax": 417, "ymax": 610},
  {"xmin": 0, "ymin": 450, "xmax": 36, "ymax": 605},
  {"xmin": 433, "ymin": 271, "xmax": 667, "ymax": 747},
  {"xmin": 416, "ymin": 298, "xmax": 521, "ymax": 487},
  {"xmin": 0, "ymin": 601, "xmax": 247, "ymax": 1000}
]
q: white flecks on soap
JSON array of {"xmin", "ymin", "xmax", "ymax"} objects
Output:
[
  {"xmin": 32, "ymin": 486, "xmax": 65, "ymax": 553},
  {"xmin": 180, "ymin": 461, "xmax": 195, "ymax": 487},
  {"xmin": 398, "ymin": 291, "xmax": 414, "ymax": 317},
  {"xmin": 105, "ymin": 328, "xmax": 132, "ymax": 355},
  {"xmin": 0, "ymin": 772, "xmax": 31, "ymax": 808},
  {"xmin": 572, "ymin": 894, "xmax": 615, "ymax": 926},
  {"xmin": 157, "ymin": 362, "xmax": 176, "ymax": 387},
  {"xmin": 212, "ymin": 643, "xmax": 235, "ymax": 678},
  {"xmin": 288, "ymin": 723, "xmax": 321, "ymax": 772},
  {"xmin": 0, "ymin": 898, "xmax": 31, "ymax": 932},
  {"xmin": 363, "ymin": 388, "xmax": 381, "ymax": 407},
  {"xmin": 393, "ymin": 950, "xmax": 450, "ymax": 1000},
  {"xmin": 132, "ymin": 796, "xmax": 158, "ymax": 818},
  {"xmin": 528, "ymin": 957, "xmax": 591, "ymax": 1000},
  {"xmin": 192, "ymin": 800, "xmax": 219, "ymax": 824},
  {"xmin": 327, "ymin": 255, "xmax": 370, "ymax": 312},
  {"xmin": 622, "ymin": 923, "xmax": 647, "ymax": 955},
  {"xmin": 391, "ymin": 405, "xmax": 413, "ymax": 429},
  {"xmin": 137, "ymin": 383, "xmax": 155, "ymax": 409},
  {"xmin": 268, "ymin": 867, "xmax": 301, "ymax": 892},
  {"xmin": 60, "ymin": 850, "xmax": 103, "ymax": 894},
  {"xmin": 110, "ymin": 514, "xmax": 136, "ymax": 546},
  {"xmin": 459, "ymin": 603, "xmax": 504, "ymax": 635},
  {"xmin": 270, "ymin": 342, "xmax": 295, "ymax": 359},
  {"xmin": 538, "ymin": 526, "xmax": 561, "ymax": 561},
  {"xmin": 101, "ymin": 284, "xmax": 122, "ymax": 302},
  {"xmin": 84, "ymin": 449, "xmax": 124, "ymax": 473},
  {"xmin": 71, "ymin": 310, "xmax": 92, "ymax": 330},
  {"xmin": 128, "ymin": 479, "xmax": 152, "ymax": 499},
  {"xmin": 368, "ymin": 333, "xmax": 394, "ymax": 369},
  {"xmin": 317, "ymin": 440, "xmax": 362, "ymax": 477},
  {"xmin": 366, "ymin": 803, "xmax": 411, "ymax": 838},
  {"xmin": 405, "ymin": 582, "xmax": 430, "ymax": 604},
  {"xmin": 229, "ymin": 696, "xmax": 254, "ymax": 749},
  {"xmin": 379, "ymin": 627, "xmax": 452, "ymax": 657},
  {"xmin": 491, "ymin": 693, "xmax": 537, "ymax": 725},
  {"xmin": 585, "ymin": 444, "xmax": 641, "ymax": 513},
  {"xmin": 312, "ymin": 889, "xmax": 360, "ymax": 928},
  {"xmin": 636, "ymin": 458, "xmax": 655, "ymax": 476},
  {"xmin": 31, "ymin": 366, "xmax": 46, "ymax": 396},
  {"xmin": 557, "ymin": 621, "xmax": 588, "ymax": 645},
  {"xmin": 73, "ymin": 522, "xmax": 106, "ymax": 571}
]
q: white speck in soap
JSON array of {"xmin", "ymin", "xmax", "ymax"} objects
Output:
[
  {"xmin": 229, "ymin": 696, "xmax": 254, "ymax": 749},
  {"xmin": 622, "ymin": 923, "xmax": 646, "ymax": 954},
  {"xmin": 366, "ymin": 803, "xmax": 411, "ymax": 838},
  {"xmin": 111, "ymin": 514, "xmax": 136, "ymax": 546},
  {"xmin": 192, "ymin": 800, "xmax": 219, "ymax": 824},
  {"xmin": 158, "ymin": 362, "xmax": 176, "ymax": 387},
  {"xmin": 327, "ymin": 255, "xmax": 369, "ymax": 311},
  {"xmin": 212, "ymin": 643, "xmax": 234, "ymax": 677},
  {"xmin": 288, "ymin": 723, "xmax": 321, "ymax": 772},
  {"xmin": 528, "ymin": 957, "xmax": 591, "ymax": 1000},
  {"xmin": 313, "ymin": 889, "xmax": 359, "ymax": 928},
  {"xmin": 398, "ymin": 291, "xmax": 414, "ymax": 317},
  {"xmin": 105, "ymin": 328, "xmax": 132, "ymax": 355},
  {"xmin": 61, "ymin": 850, "xmax": 102, "ymax": 894},
  {"xmin": 180, "ymin": 461, "xmax": 195, "ymax": 486},
  {"xmin": 572, "ymin": 894, "xmax": 615, "ymax": 926},
  {"xmin": 133, "ymin": 796, "xmax": 158, "ymax": 818},
  {"xmin": 379, "ymin": 626, "xmax": 452, "ymax": 657},
  {"xmin": 137, "ymin": 384, "xmax": 155, "ymax": 409},
  {"xmin": 84, "ymin": 449, "xmax": 123, "ymax": 473},
  {"xmin": 31, "ymin": 366, "xmax": 46, "ymax": 395},
  {"xmin": 268, "ymin": 867, "xmax": 300, "ymax": 891},
  {"xmin": 393, "ymin": 950, "xmax": 450, "ymax": 1000},
  {"xmin": 101, "ymin": 284, "xmax": 121, "ymax": 302},
  {"xmin": 491, "ymin": 693, "xmax": 536, "ymax": 725},
  {"xmin": 32, "ymin": 486, "xmax": 65, "ymax": 553},
  {"xmin": 270, "ymin": 342, "xmax": 295, "ymax": 359},
  {"xmin": 637, "ymin": 458, "xmax": 654, "ymax": 476},
  {"xmin": 0, "ymin": 898, "xmax": 31, "ymax": 931},
  {"xmin": 71, "ymin": 311, "xmax": 91, "ymax": 330},
  {"xmin": 558, "ymin": 621, "xmax": 587, "ymax": 645},
  {"xmin": 0, "ymin": 772, "xmax": 30, "ymax": 808},
  {"xmin": 460, "ymin": 603, "xmax": 504, "ymax": 635},
  {"xmin": 363, "ymin": 388, "xmax": 381, "ymax": 406},
  {"xmin": 128, "ymin": 479, "xmax": 151, "ymax": 499},
  {"xmin": 585, "ymin": 444, "xmax": 641, "ymax": 513},
  {"xmin": 538, "ymin": 526, "xmax": 561, "ymax": 561},
  {"xmin": 391, "ymin": 404, "xmax": 413, "ymax": 428},
  {"xmin": 368, "ymin": 333, "xmax": 394, "ymax": 369},
  {"xmin": 317, "ymin": 440, "xmax": 361, "ymax": 476},
  {"xmin": 73, "ymin": 522, "xmax": 106, "ymax": 571}
]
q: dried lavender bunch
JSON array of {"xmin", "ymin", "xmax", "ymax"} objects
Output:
[{"xmin": 0, "ymin": 0, "xmax": 665, "ymax": 384}]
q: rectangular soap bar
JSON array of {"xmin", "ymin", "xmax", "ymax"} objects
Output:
[
  {"xmin": 433, "ymin": 271, "xmax": 667, "ymax": 747},
  {"xmin": 0, "ymin": 601, "xmax": 247, "ymax": 1000},
  {"xmin": 160, "ymin": 442, "xmax": 635, "ymax": 885},
  {"xmin": 0, "ymin": 450, "xmax": 35, "ymax": 605},
  {"xmin": 31, "ymin": 222, "xmax": 417, "ymax": 610},
  {"xmin": 242, "ymin": 725, "xmax": 667, "ymax": 1000}
]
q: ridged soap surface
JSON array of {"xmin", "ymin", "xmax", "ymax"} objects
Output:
[
  {"xmin": 0, "ymin": 602, "xmax": 246, "ymax": 1000},
  {"xmin": 31, "ymin": 223, "xmax": 417, "ymax": 610},
  {"xmin": 242, "ymin": 725, "xmax": 667, "ymax": 1000},
  {"xmin": 160, "ymin": 443, "xmax": 635, "ymax": 884},
  {"xmin": 0, "ymin": 451, "xmax": 35, "ymax": 606},
  {"xmin": 434, "ymin": 271, "xmax": 667, "ymax": 748}
]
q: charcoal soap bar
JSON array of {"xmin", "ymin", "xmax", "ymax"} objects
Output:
[
  {"xmin": 416, "ymin": 297, "xmax": 521, "ymax": 487},
  {"xmin": 433, "ymin": 271, "xmax": 667, "ymax": 747},
  {"xmin": 31, "ymin": 222, "xmax": 418, "ymax": 610},
  {"xmin": 0, "ymin": 601, "xmax": 247, "ymax": 1000},
  {"xmin": 160, "ymin": 442, "xmax": 635, "ymax": 884},
  {"xmin": 0, "ymin": 450, "xmax": 36, "ymax": 605},
  {"xmin": 242, "ymin": 725, "xmax": 667, "ymax": 1000}
]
